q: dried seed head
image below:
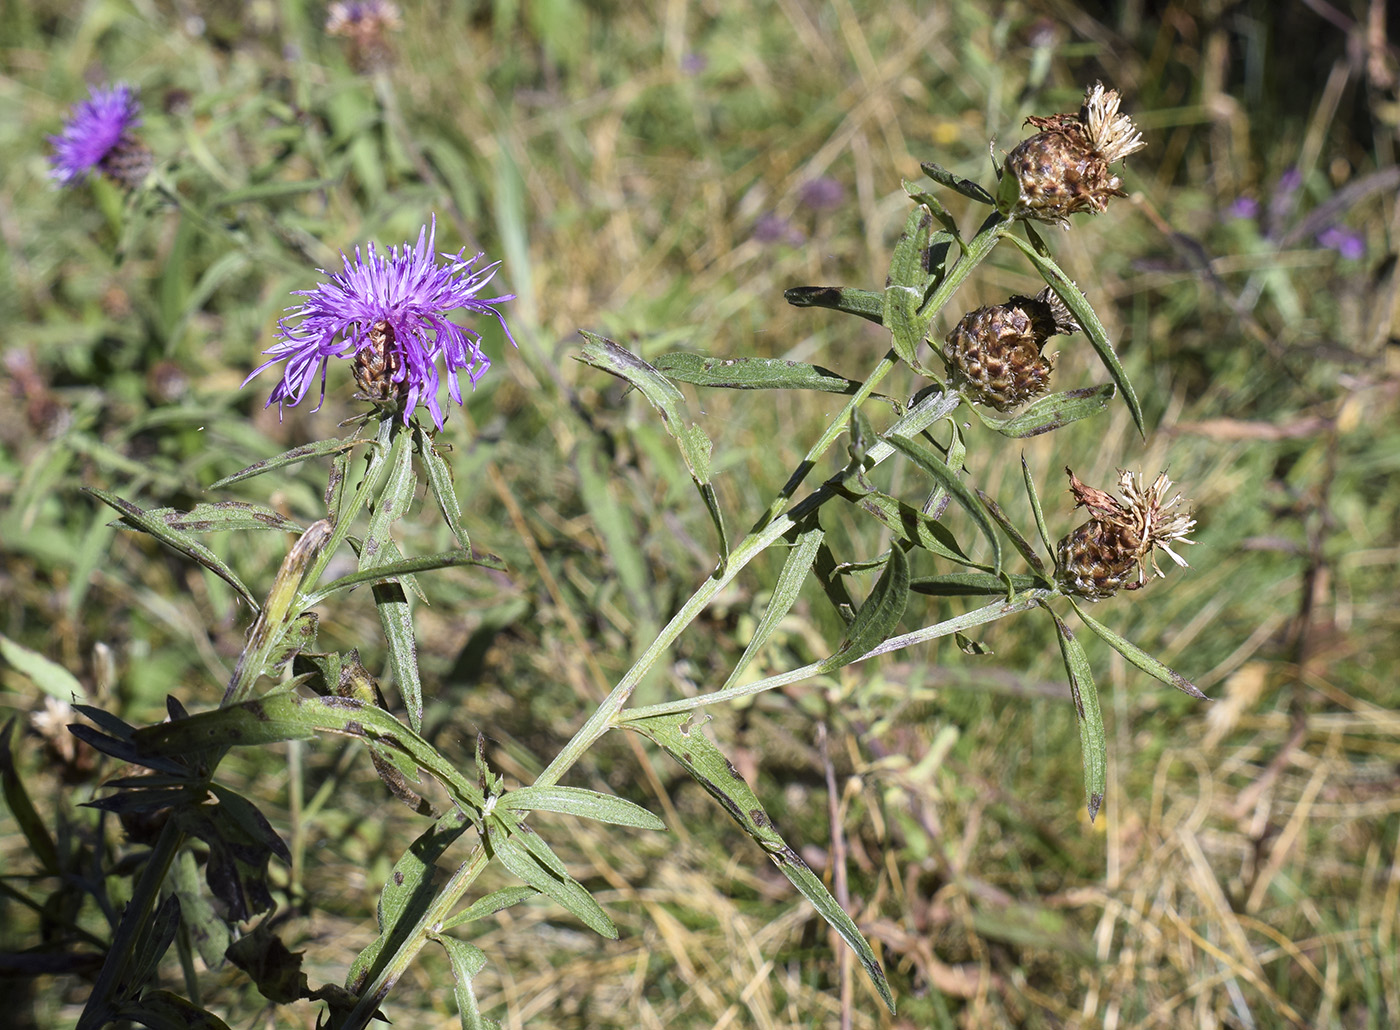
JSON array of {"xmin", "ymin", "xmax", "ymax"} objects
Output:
[
  {"xmin": 1003, "ymin": 82, "xmax": 1146, "ymax": 227},
  {"xmin": 1056, "ymin": 468, "xmax": 1196, "ymax": 600},
  {"xmin": 943, "ymin": 286, "xmax": 1080, "ymax": 410}
]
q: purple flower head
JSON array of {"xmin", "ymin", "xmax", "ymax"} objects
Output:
[
  {"xmin": 1317, "ymin": 225, "xmax": 1364, "ymax": 260},
  {"xmin": 1227, "ymin": 196, "xmax": 1260, "ymax": 220},
  {"xmin": 47, "ymin": 83, "xmax": 146, "ymax": 188},
  {"xmin": 245, "ymin": 215, "xmax": 516, "ymax": 429},
  {"xmin": 798, "ymin": 177, "xmax": 846, "ymax": 212}
]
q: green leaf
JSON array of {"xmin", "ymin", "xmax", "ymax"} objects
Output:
[
  {"xmin": 0, "ymin": 634, "xmax": 85, "ymax": 702},
  {"xmin": 87, "ymin": 489, "xmax": 259, "ymax": 611},
  {"xmin": 0, "ymin": 718, "xmax": 60, "ymax": 874},
  {"xmin": 414, "ymin": 425, "xmax": 472, "ymax": 551},
  {"xmin": 224, "ymin": 922, "xmax": 308, "ymax": 1004},
  {"xmin": 132, "ymin": 501, "xmax": 303, "ymax": 535},
  {"xmin": 1022, "ymin": 455, "xmax": 1055, "ymax": 557},
  {"xmin": 115, "ymin": 989, "xmax": 231, "ymax": 1030},
  {"xmin": 818, "ymin": 545, "xmax": 910, "ymax": 673},
  {"xmin": 169, "ymin": 849, "xmax": 230, "ymax": 969},
  {"xmin": 209, "ymin": 436, "xmax": 365, "ymax": 489},
  {"xmin": 1046, "ymin": 607, "xmax": 1107, "ymax": 822},
  {"xmin": 210, "ymin": 178, "xmax": 338, "ymax": 208},
  {"xmin": 432, "ymin": 935, "xmax": 498, "ymax": 1030},
  {"xmin": 886, "ymin": 435, "xmax": 1003, "ymax": 574},
  {"xmin": 440, "ymin": 887, "xmax": 540, "ymax": 931},
  {"xmin": 306, "ymin": 549, "xmax": 503, "ymax": 606},
  {"xmin": 783, "ymin": 286, "xmax": 884, "ymax": 324},
  {"xmin": 1003, "ymin": 233, "xmax": 1145, "ymax": 437},
  {"xmin": 911, "ymin": 573, "xmax": 1040, "ymax": 597},
  {"xmin": 497, "ymin": 785, "xmax": 665, "ymax": 830},
  {"xmin": 357, "ymin": 425, "xmax": 424, "ymax": 730},
  {"xmin": 485, "ymin": 825, "xmax": 617, "ymax": 939},
  {"xmin": 974, "ymin": 488, "xmax": 1047, "ymax": 576},
  {"xmin": 975, "ymin": 384, "xmax": 1117, "ymax": 439},
  {"xmin": 721, "ymin": 522, "xmax": 824, "ymax": 690},
  {"xmin": 994, "ymin": 161, "xmax": 1022, "ymax": 216},
  {"xmin": 578, "ymin": 332, "xmax": 729, "ymax": 565},
  {"xmin": 347, "ymin": 810, "xmax": 472, "ymax": 994},
  {"xmin": 902, "ymin": 179, "xmax": 959, "ymax": 236},
  {"xmin": 628, "ymin": 713, "xmax": 895, "ymax": 1013},
  {"xmin": 920, "ymin": 161, "xmax": 995, "ymax": 205},
  {"xmin": 652, "ymin": 353, "xmax": 863, "ymax": 394},
  {"xmin": 1066, "ymin": 598, "xmax": 1208, "ymax": 700},
  {"xmin": 845, "ymin": 489, "xmax": 984, "ymax": 569},
  {"xmin": 883, "ymin": 207, "xmax": 944, "ymax": 377}
]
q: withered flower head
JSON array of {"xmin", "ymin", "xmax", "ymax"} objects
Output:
[
  {"xmin": 1003, "ymin": 82, "xmax": 1146, "ymax": 227},
  {"xmin": 943, "ymin": 286, "xmax": 1080, "ymax": 410},
  {"xmin": 326, "ymin": 0, "xmax": 403, "ymax": 71},
  {"xmin": 1056, "ymin": 467, "xmax": 1196, "ymax": 600}
]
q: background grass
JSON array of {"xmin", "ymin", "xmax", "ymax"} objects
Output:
[{"xmin": 2, "ymin": 0, "xmax": 1398, "ymax": 1027}]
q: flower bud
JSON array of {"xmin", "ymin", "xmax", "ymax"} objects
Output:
[
  {"xmin": 1003, "ymin": 82, "xmax": 1146, "ymax": 227},
  {"xmin": 943, "ymin": 286, "xmax": 1079, "ymax": 410},
  {"xmin": 1056, "ymin": 468, "xmax": 1196, "ymax": 600}
]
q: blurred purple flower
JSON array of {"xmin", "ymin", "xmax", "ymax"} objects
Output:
[
  {"xmin": 753, "ymin": 214, "xmax": 806, "ymax": 246},
  {"xmin": 245, "ymin": 216, "xmax": 516, "ymax": 429},
  {"xmin": 1268, "ymin": 166, "xmax": 1303, "ymax": 228},
  {"xmin": 798, "ymin": 177, "xmax": 846, "ymax": 212},
  {"xmin": 1227, "ymin": 196, "xmax": 1260, "ymax": 220},
  {"xmin": 47, "ymin": 83, "xmax": 147, "ymax": 188},
  {"xmin": 681, "ymin": 52, "xmax": 707, "ymax": 75},
  {"xmin": 1317, "ymin": 225, "xmax": 1364, "ymax": 260}
]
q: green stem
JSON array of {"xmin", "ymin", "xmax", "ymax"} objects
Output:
[
  {"xmin": 621, "ymin": 590, "xmax": 1051, "ymax": 721},
  {"xmin": 339, "ymin": 844, "xmax": 493, "ymax": 1030},
  {"xmin": 535, "ymin": 388, "xmax": 962, "ymax": 788}
]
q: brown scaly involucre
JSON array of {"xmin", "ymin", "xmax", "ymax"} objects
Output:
[
  {"xmin": 1056, "ymin": 468, "xmax": 1196, "ymax": 600},
  {"xmin": 1004, "ymin": 82, "xmax": 1146, "ymax": 227},
  {"xmin": 943, "ymin": 286, "xmax": 1080, "ymax": 410}
]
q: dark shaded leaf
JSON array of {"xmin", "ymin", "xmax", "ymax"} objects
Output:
[
  {"xmin": 783, "ymin": 286, "xmax": 884, "ymax": 324},
  {"xmin": 1046, "ymin": 606, "xmax": 1106, "ymax": 822},
  {"xmin": 975, "ymin": 384, "xmax": 1117, "ymax": 438},
  {"xmin": 887, "ymin": 435, "xmax": 1002, "ymax": 574},
  {"xmin": 653, "ymin": 353, "xmax": 863, "ymax": 394},
  {"xmin": 818, "ymin": 545, "xmax": 910, "ymax": 672},
  {"xmin": 226, "ymin": 923, "xmax": 309, "ymax": 1004},
  {"xmin": 920, "ymin": 161, "xmax": 995, "ymax": 205},
  {"xmin": 209, "ymin": 436, "xmax": 364, "ymax": 490}
]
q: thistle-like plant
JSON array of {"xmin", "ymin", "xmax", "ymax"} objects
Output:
[{"xmin": 52, "ymin": 83, "xmax": 1204, "ymax": 1028}]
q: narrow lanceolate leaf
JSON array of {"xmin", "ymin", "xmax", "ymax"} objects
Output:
[
  {"xmin": 578, "ymin": 332, "xmax": 729, "ymax": 565},
  {"xmin": 848, "ymin": 490, "xmax": 984, "ymax": 569},
  {"xmin": 357, "ymin": 425, "xmax": 424, "ymax": 730},
  {"xmin": 0, "ymin": 718, "xmax": 60, "ymax": 874},
  {"xmin": 920, "ymin": 161, "xmax": 995, "ymax": 205},
  {"xmin": 87, "ymin": 488, "xmax": 259, "ymax": 610},
  {"xmin": 722, "ymin": 522, "xmax": 824, "ymax": 690},
  {"xmin": 819, "ymin": 545, "xmax": 910, "ymax": 673},
  {"xmin": 136, "ymin": 502, "xmax": 304, "ymax": 535},
  {"xmin": 209, "ymin": 436, "xmax": 365, "ymax": 489},
  {"xmin": 305, "ymin": 549, "xmax": 503, "ymax": 606},
  {"xmin": 432, "ymin": 934, "xmax": 496, "ymax": 1030},
  {"xmin": 1046, "ymin": 606, "xmax": 1107, "ymax": 822},
  {"xmin": 884, "ymin": 207, "xmax": 943, "ymax": 377},
  {"xmin": 0, "ymin": 634, "xmax": 86, "ymax": 702},
  {"xmin": 1022, "ymin": 455, "xmax": 1055, "ymax": 557},
  {"xmin": 1067, "ymin": 597, "xmax": 1208, "ymax": 700},
  {"xmin": 628, "ymin": 713, "xmax": 895, "ymax": 1014},
  {"xmin": 440, "ymin": 887, "xmax": 539, "ymax": 931},
  {"xmin": 1003, "ymin": 232, "xmax": 1145, "ymax": 437},
  {"xmin": 975, "ymin": 489, "xmax": 1047, "ymax": 576},
  {"xmin": 497, "ymin": 786, "xmax": 665, "ymax": 830},
  {"xmin": 886, "ymin": 435, "xmax": 1003, "ymax": 575},
  {"xmin": 783, "ymin": 286, "xmax": 885, "ymax": 324},
  {"xmin": 652, "ymin": 353, "xmax": 864, "ymax": 394},
  {"xmin": 485, "ymin": 824, "xmax": 617, "ymax": 939},
  {"xmin": 973, "ymin": 384, "xmax": 1117, "ymax": 439},
  {"xmin": 414, "ymin": 424, "xmax": 471, "ymax": 551},
  {"xmin": 347, "ymin": 811, "xmax": 472, "ymax": 994},
  {"xmin": 903, "ymin": 179, "xmax": 959, "ymax": 237},
  {"xmin": 911, "ymin": 573, "xmax": 1040, "ymax": 597}
]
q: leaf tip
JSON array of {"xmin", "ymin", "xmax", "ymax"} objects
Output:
[{"xmin": 1087, "ymin": 793, "xmax": 1104, "ymax": 823}]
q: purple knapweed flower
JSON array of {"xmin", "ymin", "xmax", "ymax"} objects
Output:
[
  {"xmin": 1227, "ymin": 196, "xmax": 1260, "ymax": 220},
  {"xmin": 1317, "ymin": 225, "xmax": 1364, "ymax": 260},
  {"xmin": 245, "ymin": 216, "xmax": 516, "ymax": 429},
  {"xmin": 47, "ymin": 83, "xmax": 148, "ymax": 188}
]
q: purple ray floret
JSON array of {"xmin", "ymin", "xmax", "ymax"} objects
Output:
[
  {"xmin": 245, "ymin": 216, "xmax": 516, "ymax": 428},
  {"xmin": 48, "ymin": 83, "xmax": 142, "ymax": 186}
]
